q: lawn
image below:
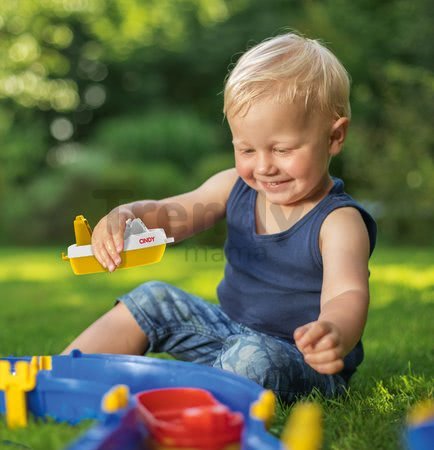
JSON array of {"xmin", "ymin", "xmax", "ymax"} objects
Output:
[{"xmin": 0, "ymin": 245, "xmax": 433, "ymax": 449}]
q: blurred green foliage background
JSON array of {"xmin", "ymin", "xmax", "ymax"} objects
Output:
[{"xmin": 0, "ymin": 0, "xmax": 432, "ymax": 246}]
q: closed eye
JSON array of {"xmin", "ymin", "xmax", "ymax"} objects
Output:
[
  {"xmin": 273, "ymin": 147, "xmax": 293, "ymax": 154},
  {"xmin": 238, "ymin": 148, "xmax": 255, "ymax": 154}
]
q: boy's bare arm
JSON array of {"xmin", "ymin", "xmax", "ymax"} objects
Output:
[
  {"xmin": 158, "ymin": 168, "xmax": 238, "ymax": 241},
  {"xmin": 294, "ymin": 207, "xmax": 371, "ymax": 374},
  {"xmin": 92, "ymin": 169, "xmax": 238, "ymax": 271}
]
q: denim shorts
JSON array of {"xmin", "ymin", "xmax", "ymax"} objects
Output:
[{"xmin": 118, "ymin": 281, "xmax": 347, "ymax": 403}]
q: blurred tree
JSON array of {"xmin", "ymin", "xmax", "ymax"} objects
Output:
[
  {"xmin": 0, "ymin": 0, "xmax": 243, "ymax": 243},
  {"xmin": 0, "ymin": 0, "xmax": 432, "ymax": 244},
  {"xmin": 0, "ymin": 0, "xmax": 244, "ymax": 110}
]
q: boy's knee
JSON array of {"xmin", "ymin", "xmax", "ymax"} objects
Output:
[
  {"xmin": 129, "ymin": 280, "xmax": 173, "ymax": 303},
  {"xmin": 139, "ymin": 280, "xmax": 171, "ymax": 295},
  {"xmin": 214, "ymin": 334, "xmax": 288, "ymax": 388},
  {"xmin": 125, "ymin": 281, "xmax": 192, "ymax": 322}
]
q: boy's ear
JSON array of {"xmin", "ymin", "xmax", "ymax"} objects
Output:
[{"xmin": 329, "ymin": 117, "xmax": 349, "ymax": 156}]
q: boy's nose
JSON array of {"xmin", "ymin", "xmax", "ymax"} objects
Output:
[{"xmin": 255, "ymin": 153, "xmax": 277, "ymax": 175}]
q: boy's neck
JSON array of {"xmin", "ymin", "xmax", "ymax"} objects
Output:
[{"xmin": 256, "ymin": 175, "xmax": 334, "ymax": 235}]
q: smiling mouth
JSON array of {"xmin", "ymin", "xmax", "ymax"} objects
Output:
[{"xmin": 260, "ymin": 180, "xmax": 289, "ymax": 189}]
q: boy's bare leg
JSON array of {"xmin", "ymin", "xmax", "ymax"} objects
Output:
[{"xmin": 62, "ymin": 302, "xmax": 148, "ymax": 355}]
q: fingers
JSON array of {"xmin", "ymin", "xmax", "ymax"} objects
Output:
[
  {"xmin": 93, "ymin": 242, "xmax": 115, "ymax": 272},
  {"xmin": 293, "ymin": 323, "xmax": 311, "ymax": 341},
  {"xmin": 304, "ymin": 347, "xmax": 342, "ymax": 366},
  {"xmin": 305, "ymin": 359, "xmax": 344, "ymax": 375},
  {"xmin": 106, "ymin": 214, "xmax": 126, "ymax": 258},
  {"xmin": 295, "ymin": 322, "xmax": 331, "ymax": 353},
  {"xmin": 91, "ymin": 213, "xmax": 127, "ymax": 272},
  {"xmin": 112, "ymin": 229, "xmax": 124, "ymax": 253},
  {"xmin": 106, "ymin": 237, "xmax": 122, "ymax": 270},
  {"xmin": 294, "ymin": 321, "xmax": 344, "ymax": 375},
  {"xmin": 100, "ymin": 245, "xmax": 115, "ymax": 271},
  {"xmin": 113, "ymin": 237, "xmax": 123, "ymax": 253},
  {"xmin": 93, "ymin": 236, "xmax": 122, "ymax": 272},
  {"xmin": 307, "ymin": 333, "xmax": 340, "ymax": 353},
  {"xmin": 302, "ymin": 342, "xmax": 344, "ymax": 375}
]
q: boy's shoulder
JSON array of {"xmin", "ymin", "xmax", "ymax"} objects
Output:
[
  {"xmin": 319, "ymin": 207, "xmax": 370, "ymax": 255},
  {"xmin": 168, "ymin": 168, "xmax": 239, "ymax": 207},
  {"xmin": 202, "ymin": 168, "xmax": 238, "ymax": 201},
  {"xmin": 214, "ymin": 167, "xmax": 238, "ymax": 182},
  {"xmin": 322, "ymin": 206, "xmax": 367, "ymax": 230},
  {"xmin": 213, "ymin": 167, "xmax": 238, "ymax": 184}
]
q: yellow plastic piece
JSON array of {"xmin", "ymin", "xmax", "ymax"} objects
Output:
[
  {"xmin": 74, "ymin": 215, "xmax": 92, "ymax": 245},
  {"xmin": 250, "ymin": 390, "xmax": 276, "ymax": 429},
  {"xmin": 30, "ymin": 355, "xmax": 52, "ymax": 371},
  {"xmin": 407, "ymin": 399, "xmax": 434, "ymax": 425},
  {"xmin": 62, "ymin": 214, "xmax": 170, "ymax": 275},
  {"xmin": 63, "ymin": 244, "xmax": 167, "ymax": 275},
  {"xmin": 281, "ymin": 402, "xmax": 323, "ymax": 450},
  {"xmin": 0, "ymin": 360, "xmax": 38, "ymax": 428},
  {"xmin": 102, "ymin": 384, "xmax": 130, "ymax": 413}
]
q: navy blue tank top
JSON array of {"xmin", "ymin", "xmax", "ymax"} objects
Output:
[{"xmin": 217, "ymin": 177, "xmax": 377, "ymax": 378}]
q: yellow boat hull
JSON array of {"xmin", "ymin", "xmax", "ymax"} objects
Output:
[{"xmin": 63, "ymin": 244, "xmax": 167, "ymax": 275}]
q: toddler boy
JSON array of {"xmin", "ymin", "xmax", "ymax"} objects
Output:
[{"xmin": 64, "ymin": 33, "xmax": 376, "ymax": 403}]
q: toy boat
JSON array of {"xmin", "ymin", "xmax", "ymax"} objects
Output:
[{"xmin": 62, "ymin": 215, "xmax": 174, "ymax": 275}]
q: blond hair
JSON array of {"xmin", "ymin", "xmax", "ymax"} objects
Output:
[{"xmin": 224, "ymin": 32, "xmax": 351, "ymax": 120}]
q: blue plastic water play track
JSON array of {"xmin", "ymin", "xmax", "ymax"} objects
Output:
[{"xmin": 0, "ymin": 351, "xmax": 285, "ymax": 450}]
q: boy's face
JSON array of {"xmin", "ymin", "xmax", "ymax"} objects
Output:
[{"xmin": 229, "ymin": 99, "xmax": 347, "ymax": 208}]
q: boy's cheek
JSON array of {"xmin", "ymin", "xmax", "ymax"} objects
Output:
[
  {"xmin": 234, "ymin": 160, "xmax": 249, "ymax": 177},
  {"xmin": 235, "ymin": 164, "xmax": 256, "ymax": 187}
]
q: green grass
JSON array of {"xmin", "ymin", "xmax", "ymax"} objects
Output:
[{"xmin": 0, "ymin": 245, "xmax": 433, "ymax": 449}]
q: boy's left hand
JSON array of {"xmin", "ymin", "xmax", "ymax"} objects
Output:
[{"xmin": 294, "ymin": 321, "xmax": 344, "ymax": 375}]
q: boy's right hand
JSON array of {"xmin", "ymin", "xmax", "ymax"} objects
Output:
[{"xmin": 92, "ymin": 207, "xmax": 135, "ymax": 272}]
